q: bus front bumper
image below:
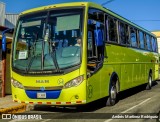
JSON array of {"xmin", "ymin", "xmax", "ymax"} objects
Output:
[{"xmin": 11, "ymin": 84, "xmax": 86, "ymax": 105}]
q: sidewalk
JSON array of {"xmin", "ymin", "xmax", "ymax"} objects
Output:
[{"xmin": 0, "ymin": 95, "xmax": 27, "ymax": 114}]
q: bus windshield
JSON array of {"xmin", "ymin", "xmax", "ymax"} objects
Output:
[{"xmin": 12, "ymin": 8, "xmax": 83, "ymax": 74}]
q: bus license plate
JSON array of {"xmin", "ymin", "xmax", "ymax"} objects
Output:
[{"xmin": 37, "ymin": 93, "xmax": 46, "ymax": 98}]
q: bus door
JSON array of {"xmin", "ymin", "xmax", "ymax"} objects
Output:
[{"xmin": 87, "ymin": 9, "xmax": 105, "ymax": 101}]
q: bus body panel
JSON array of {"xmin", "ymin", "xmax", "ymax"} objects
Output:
[
  {"xmin": 105, "ymin": 44, "xmax": 158, "ymax": 91},
  {"xmin": 86, "ymin": 44, "xmax": 158, "ymax": 103},
  {"xmin": 11, "ymin": 69, "xmax": 87, "ymax": 105}
]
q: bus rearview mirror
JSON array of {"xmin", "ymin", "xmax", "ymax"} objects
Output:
[{"xmin": 2, "ymin": 35, "xmax": 6, "ymax": 52}]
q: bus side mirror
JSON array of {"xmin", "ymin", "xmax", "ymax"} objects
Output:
[
  {"xmin": 2, "ymin": 28, "xmax": 14, "ymax": 52},
  {"xmin": 2, "ymin": 35, "xmax": 6, "ymax": 52}
]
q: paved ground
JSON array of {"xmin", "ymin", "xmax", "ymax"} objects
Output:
[
  {"xmin": 0, "ymin": 95, "xmax": 26, "ymax": 115},
  {"xmin": 1, "ymin": 81, "xmax": 160, "ymax": 122}
]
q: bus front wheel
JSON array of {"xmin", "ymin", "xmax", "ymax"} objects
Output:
[{"xmin": 106, "ymin": 81, "xmax": 117, "ymax": 106}]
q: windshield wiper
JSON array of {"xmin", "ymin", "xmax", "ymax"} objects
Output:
[
  {"xmin": 26, "ymin": 56, "xmax": 35, "ymax": 73},
  {"xmin": 51, "ymin": 45, "xmax": 61, "ymax": 73},
  {"xmin": 42, "ymin": 11, "xmax": 61, "ymax": 73}
]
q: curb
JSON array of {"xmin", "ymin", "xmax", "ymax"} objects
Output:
[{"xmin": 0, "ymin": 104, "xmax": 27, "ymax": 115}]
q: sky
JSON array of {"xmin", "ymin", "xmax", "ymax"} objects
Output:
[{"xmin": 1, "ymin": 0, "xmax": 160, "ymax": 31}]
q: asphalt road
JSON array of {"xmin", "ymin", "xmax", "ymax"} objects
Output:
[{"xmin": 6, "ymin": 80, "xmax": 160, "ymax": 122}]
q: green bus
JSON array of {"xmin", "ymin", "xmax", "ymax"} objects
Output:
[{"xmin": 11, "ymin": 2, "xmax": 158, "ymax": 106}]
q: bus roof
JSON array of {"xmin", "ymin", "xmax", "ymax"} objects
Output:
[
  {"xmin": 20, "ymin": 2, "xmax": 155, "ymax": 37},
  {"xmin": 20, "ymin": 2, "xmax": 88, "ymax": 15}
]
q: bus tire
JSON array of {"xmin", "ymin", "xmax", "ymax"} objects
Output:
[
  {"xmin": 106, "ymin": 79, "xmax": 118, "ymax": 106},
  {"xmin": 146, "ymin": 73, "xmax": 152, "ymax": 90}
]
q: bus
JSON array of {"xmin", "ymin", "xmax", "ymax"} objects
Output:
[{"xmin": 10, "ymin": 2, "xmax": 159, "ymax": 106}]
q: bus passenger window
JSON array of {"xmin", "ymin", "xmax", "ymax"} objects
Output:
[
  {"xmin": 119, "ymin": 22, "xmax": 129, "ymax": 45},
  {"xmin": 108, "ymin": 17, "xmax": 118, "ymax": 42},
  {"xmin": 139, "ymin": 31, "xmax": 145, "ymax": 49},
  {"xmin": 125, "ymin": 25, "xmax": 130, "ymax": 44},
  {"xmin": 151, "ymin": 37, "xmax": 157, "ymax": 52},
  {"xmin": 146, "ymin": 34, "xmax": 151, "ymax": 51},
  {"xmin": 130, "ymin": 27, "xmax": 137, "ymax": 47}
]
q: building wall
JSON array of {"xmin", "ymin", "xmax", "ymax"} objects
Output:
[
  {"xmin": 5, "ymin": 50, "xmax": 11, "ymax": 94},
  {"xmin": 0, "ymin": 2, "xmax": 18, "ymax": 28},
  {"xmin": 5, "ymin": 14, "xmax": 19, "ymax": 28},
  {"xmin": 0, "ymin": 2, "xmax": 5, "ymax": 26}
]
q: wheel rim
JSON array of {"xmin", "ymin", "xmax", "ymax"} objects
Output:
[
  {"xmin": 110, "ymin": 86, "xmax": 117, "ymax": 100},
  {"xmin": 149, "ymin": 76, "xmax": 152, "ymax": 87}
]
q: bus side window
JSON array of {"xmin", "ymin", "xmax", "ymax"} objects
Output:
[
  {"xmin": 130, "ymin": 27, "xmax": 137, "ymax": 47},
  {"xmin": 151, "ymin": 37, "xmax": 157, "ymax": 52},
  {"xmin": 108, "ymin": 17, "xmax": 118, "ymax": 42},
  {"xmin": 119, "ymin": 22, "xmax": 129, "ymax": 45},
  {"xmin": 139, "ymin": 31, "xmax": 145, "ymax": 49},
  {"xmin": 119, "ymin": 22, "xmax": 125, "ymax": 44},
  {"xmin": 146, "ymin": 34, "xmax": 151, "ymax": 51},
  {"xmin": 155, "ymin": 38, "xmax": 158, "ymax": 52}
]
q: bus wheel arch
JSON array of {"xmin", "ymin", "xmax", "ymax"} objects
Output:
[
  {"xmin": 106, "ymin": 72, "xmax": 120, "ymax": 106},
  {"xmin": 146, "ymin": 69, "xmax": 152, "ymax": 90}
]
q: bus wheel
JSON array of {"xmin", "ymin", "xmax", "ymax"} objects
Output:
[
  {"xmin": 146, "ymin": 74, "xmax": 152, "ymax": 90},
  {"xmin": 106, "ymin": 82, "xmax": 117, "ymax": 106}
]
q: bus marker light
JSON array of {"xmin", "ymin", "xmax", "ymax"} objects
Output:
[
  {"xmin": 46, "ymin": 102, "xmax": 51, "ymax": 104},
  {"xmin": 56, "ymin": 102, "xmax": 61, "ymax": 104},
  {"xmin": 66, "ymin": 102, "xmax": 71, "ymax": 104},
  {"xmin": 38, "ymin": 102, "xmax": 42, "ymax": 104},
  {"xmin": 76, "ymin": 101, "xmax": 82, "ymax": 104}
]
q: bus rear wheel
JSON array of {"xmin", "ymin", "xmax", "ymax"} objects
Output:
[
  {"xmin": 146, "ymin": 74, "xmax": 152, "ymax": 90},
  {"xmin": 106, "ymin": 82, "xmax": 117, "ymax": 106}
]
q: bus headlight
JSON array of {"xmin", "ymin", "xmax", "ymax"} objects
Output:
[
  {"xmin": 11, "ymin": 79, "xmax": 24, "ymax": 89},
  {"xmin": 63, "ymin": 75, "xmax": 84, "ymax": 89}
]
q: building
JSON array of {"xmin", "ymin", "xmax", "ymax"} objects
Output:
[
  {"xmin": 5, "ymin": 13, "xmax": 19, "ymax": 28},
  {"xmin": 0, "ymin": 2, "xmax": 18, "ymax": 28},
  {"xmin": 152, "ymin": 31, "xmax": 160, "ymax": 53},
  {"xmin": 0, "ymin": 2, "xmax": 5, "ymax": 26},
  {"xmin": 0, "ymin": 2, "xmax": 18, "ymax": 97}
]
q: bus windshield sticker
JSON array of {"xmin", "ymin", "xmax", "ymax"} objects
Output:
[
  {"xmin": 18, "ymin": 50, "xmax": 28, "ymax": 59},
  {"xmin": 22, "ymin": 20, "xmax": 41, "ymax": 27},
  {"xmin": 57, "ymin": 15, "xmax": 80, "ymax": 31}
]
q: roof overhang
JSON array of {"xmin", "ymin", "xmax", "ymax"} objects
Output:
[
  {"xmin": 0, "ymin": 26, "xmax": 13, "ymax": 43},
  {"xmin": 0, "ymin": 26, "xmax": 8, "ymax": 31},
  {"xmin": 152, "ymin": 31, "xmax": 160, "ymax": 38}
]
